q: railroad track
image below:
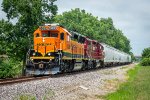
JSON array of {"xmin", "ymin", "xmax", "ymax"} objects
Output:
[
  {"xmin": 0, "ymin": 64, "xmax": 130, "ymax": 86},
  {"xmin": 0, "ymin": 76, "xmax": 52, "ymax": 86},
  {"xmin": 0, "ymin": 68, "xmax": 98, "ymax": 86}
]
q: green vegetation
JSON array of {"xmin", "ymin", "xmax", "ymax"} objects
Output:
[
  {"xmin": 0, "ymin": 2, "xmax": 133, "ymax": 78},
  {"xmin": 103, "ymin": 65, "xmax": 150, "ymax": 100},
  {"xmin": 142, "ymin": 47, "xmax": 150, "ymax": 58},
  {"xmin": 14, "ymin": 89, "xmax": 54, "ymax": 100},
  {"xmin": 43, "ymin": 89, "xmax": 55, "ymax": 100},
  {"xmin": 0, "ymin": 58, "xmax": 22, "ymax": 78},
  {"xmin": 14, "ymin": 94, "xmax": 36, "ymax": 100},
  {"xmin": 0, "ymin": 0, "xmax": 58, "ymax": 78},
  {"xmin": 54, "ymin": 8, "xmax": 132, "ymax": 54},
  {"xmin": 141, "ymin": 58, "xmax": 150, "ymax": 66},
  {"xmin": 141, "ymin": 47, "xmax": 150, "ymax": 66},
  {"xmin": 1, "ymin": 0, "xmax": 58, "ymax": 60}
]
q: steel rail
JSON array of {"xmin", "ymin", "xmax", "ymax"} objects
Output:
[
  {"xmin": 0, "ymin": 63, "xmax": 133, "ymax": 86},
  {"xmin": 0, "ymin": 76, "xmax": 51, "ymax": 86}
]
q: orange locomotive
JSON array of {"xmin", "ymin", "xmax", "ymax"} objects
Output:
[{"xmin": 25, "ymin": 24, "xmax": 104, "ymax": 75}]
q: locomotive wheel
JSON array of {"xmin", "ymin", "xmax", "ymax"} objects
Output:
[
  {"xmin": 100, "ymin": 61, "xmax": 105, "ymax": 68},
  {"xmin": 60, "ymin": 61, "xmax": 65, "ymax": 73},
  {"xmin": 60, "ymin": 60, "xmax": 70, "ymax": 73},
  {"xmin": 68, "ymin": 61, "xmax": 74, "ymax": 72},
  {"xmin": 87, "ymin": 60, "xmax": 93, "ymax": 69},
  {"xmin": 81, "ymin": 61, "xmax": 86, "ymax": 71},
  {"xmin": 93, "ymin": 60, "xmax": 96, "ymax": 68}
]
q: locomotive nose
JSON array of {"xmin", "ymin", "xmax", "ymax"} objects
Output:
[{"xmin": 34, "ymin": 37, "xmax": 60, "ymax": 56}]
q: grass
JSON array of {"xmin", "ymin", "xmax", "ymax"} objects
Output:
[
  {"xmin": 102, "ymin": 78, "xmax": 120, "ymax": 92},
  {"xmin": 43, "ymin": 89, "xmax": 55, "ymax": 100},
  {"xmin": 104, "ymin": 64, "xmax": 150, "ymax": 100},
  {"xmin": 14, "ymin": 89, "xmax": 54, "ymax": 100},
  {"xmin": 14, "ymin": 94, "xmax": 36, "ymax": 100},
  {"xmin": 101, "ymin": 70, "xmax": 117, "ymax": 75}
]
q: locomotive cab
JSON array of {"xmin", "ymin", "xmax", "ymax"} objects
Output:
[
  {"xmin": 33, "ymin": 27, "xmax": 60, "ymax": 57},
  {"xmin": 30, "ymin": 24, "xmax": 71, "ymax": 58}
]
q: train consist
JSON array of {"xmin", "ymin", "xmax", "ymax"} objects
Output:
[{"xmin": 25, "ymin": 23, "xmax": 131, "ymax": 75}]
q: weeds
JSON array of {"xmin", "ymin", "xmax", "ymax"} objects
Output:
[
  {"xmin": 14, "ymin": 94, "xmax": 36, "ymax": 100},
  {"xmin": 103, "ymin": 65, "xmax": 150, "ymax": 100},
  {"xmin": 43, "ymin": 89, "xmax": 55, "ymax": 100},
  {"xmin": 0, "ymin": 58, "xmax": 22, "ymax": 78}
]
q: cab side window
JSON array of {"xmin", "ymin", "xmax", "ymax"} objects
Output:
[
  {"xmin": 36, "ymin": 33, "xmax": 40, "ymax": 37},
  {"xmin": 60, "ymin": 33, "xmax": 64, "ymax": 40}
]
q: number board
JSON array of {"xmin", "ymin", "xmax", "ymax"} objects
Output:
[{"xmin": 39, "ymin": 26, "xmax": 57, "ymax": 30}]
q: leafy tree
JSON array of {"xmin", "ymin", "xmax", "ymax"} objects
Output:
[
  {"xmin": 142, "ymin": 47, "xmax": 150, "ymax": 58},
  {"xmin": 1, "ymin": 0, "xmax": 58, "ymax": 60},
  {"xmin": 141, "ymin": 47, "xmax": 150, "ymax": 66},
  {"xmin": 129, "ymin": 51, "xmax": 135, "ymax": 61},
  {"xmin": 0, "ymin": 19, "xmax": 14, "ymax": 55},
  {"xmin": 0, "ymin": 0, "xmax": 58, "ymax": 77},
  {"xmin": 141, "ymin": 58, "xmax": 150, "ymax": 66},
  {"xmin": 54, "ymin": 8, "xmax": 131, "ymax": 53}
]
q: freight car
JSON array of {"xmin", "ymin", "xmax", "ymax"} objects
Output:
[
  {"xmin": 101, "ymin": 43, "xmax": 131, "ymax": 67},
  {"xmin": 25, "ymin": 23, "xmax": 131, "ymax": 75}
]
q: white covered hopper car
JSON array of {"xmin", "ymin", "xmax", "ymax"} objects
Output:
[{"xmin": 101, "ymin": 43, "xmax": 131, "ymax": 66}]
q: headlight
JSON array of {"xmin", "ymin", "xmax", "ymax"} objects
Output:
[
  {"xmin": 33, "ymin": 53, "xmax": 36, "ymax": 56},
  {"xmin": 48, "ymin": 53, "xmax": 51, "ymax": 56}
]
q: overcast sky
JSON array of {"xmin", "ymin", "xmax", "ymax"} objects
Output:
[{"xmin": 0, "ymin": 0, "xmax": 150, "ymax": 56}]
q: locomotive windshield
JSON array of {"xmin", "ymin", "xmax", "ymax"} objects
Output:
[
  {"xmin": 42, "ymin": 32, "xmax": 50, "ymax": 37},
  {"xmin": 42, "ymin": 31, "xmax": 58, "ymax": 37}
]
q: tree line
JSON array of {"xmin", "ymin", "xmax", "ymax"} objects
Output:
[
  {"xmin": 54, "ymin": 8, "xmax": 132, "ymax": 54},
  {"xmin": 0, "ymin": 0, "xmax": 133, "ymax": 78}
]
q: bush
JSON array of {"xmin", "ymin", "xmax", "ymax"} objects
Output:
[
  {"xmin": 0, "ymin": 58, "xmax": 22, "ymax": 78},
  {"xmin": 140, "ymin": 58, "xmax": 150, "ymax": 66}
]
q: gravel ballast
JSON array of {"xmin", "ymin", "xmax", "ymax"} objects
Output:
[{"xmin": 0, "ymin": 64, "xmax": 135, "ymax": 100}]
